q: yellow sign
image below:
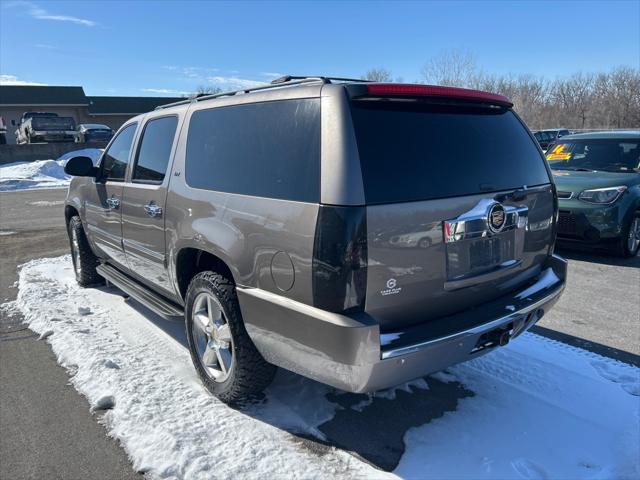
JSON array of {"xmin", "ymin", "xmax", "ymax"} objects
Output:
[{"xmin": 546, "ymin": 144, "xmax": 571, "ymax": 161}]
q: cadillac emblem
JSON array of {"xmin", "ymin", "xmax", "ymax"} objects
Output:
[{"xmin": 488, "ymin": 203, "xmax": 506, "ymax": 233}]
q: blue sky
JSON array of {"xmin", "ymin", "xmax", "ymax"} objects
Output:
[{"xmin": 1, "ymin": 0, "xmax": 638, "ymax": 96}]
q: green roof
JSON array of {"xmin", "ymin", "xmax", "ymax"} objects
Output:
[
  {"xmin": 0, "ymin": 85, "xmax": 87, "ymax": 105},
  {"xmin": 0, "ymin": 86, "xmax": 182, "ymax": 115},
  {"xmin": 87, "ymin": 96, "xmax": 184, "ymax": 115}
]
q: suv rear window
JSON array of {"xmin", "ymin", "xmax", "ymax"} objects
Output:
[
  {"xmin": 350, "ymin": 102, "xmax": 550, "ymax": 204},
  {"xmin": 186, "ymin": 99, "xmax": 320, "ymax": 202}
]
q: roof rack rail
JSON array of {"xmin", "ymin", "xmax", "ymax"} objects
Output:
[
  {"xmin": 270, "ymin": 75, "xmax": 371, "ymax": 85},
  {"xmin": 155, "ymin": 75, "xmax": 370, "ymax": 110}
]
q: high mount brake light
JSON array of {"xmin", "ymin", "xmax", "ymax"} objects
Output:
[{"xmin": 366, "ymin": 84, "xmax": 513, "ymax": 107}]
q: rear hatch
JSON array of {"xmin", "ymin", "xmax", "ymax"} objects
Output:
[{"xmin": 348, "ymin": 85, "xmax": 556, "ymax": 331}]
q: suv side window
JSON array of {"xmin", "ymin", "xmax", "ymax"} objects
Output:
[
  {"xmin": 132, "ymin": 116, "xmax": 178, "ymax": 184},
  {"xmin": 101, "ymin": 123, "xmax": 137, "ymax": 181},
  {"xmin": 185, "ymin": 99, "xmax": 320, "ymax": 202}
]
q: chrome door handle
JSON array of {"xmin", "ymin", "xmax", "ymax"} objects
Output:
[
  {"xmin": 144, "ymin": 203, "xmax": 163, "ymax": 218},
  {"xmin": 106, "ymin": 196, "xmax": 120, "ymax": 209}
]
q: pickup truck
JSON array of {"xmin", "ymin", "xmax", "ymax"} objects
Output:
[{"xmin": 15, "ymin": 112, "xmax": 76, "ymax": 144}]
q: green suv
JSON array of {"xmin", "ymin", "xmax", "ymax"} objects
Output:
[{"xmin": 546, "ymin": 131, "xmax": 640, "ymax": 257}]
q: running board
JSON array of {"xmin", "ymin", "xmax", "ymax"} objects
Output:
[{"xmin": 96, "ymin": 263, "xmax": 184, "ymax": 320}]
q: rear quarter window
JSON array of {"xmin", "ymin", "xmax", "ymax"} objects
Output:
[
  {"xmin": 185, "ymin": 99, "xmax": 320, "ymax": 202},
  {"xmin": 350, "ymin": 102, "xmax": 550, "ymax": 204}
]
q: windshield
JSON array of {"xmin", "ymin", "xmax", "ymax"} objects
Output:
[
  {"xmin": 25, "ymin": 112, "xmax": 58, "ymax": 120},
  {"xmin": 547, "ymin": 138, "xmax": 640, "ymax": 172}
]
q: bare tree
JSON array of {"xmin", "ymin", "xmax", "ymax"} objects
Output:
[
  {"xmin": 192, "ymin": 85, "xmax": 223, "ymax": 97},
  {"xmin": 362, "ymin": 68, "xmax": 394, "ymax": 82},
  {"xmin": 420, "ymin": 49, "xmax": 479, "ymax": 87},
  {"xmin": 551, "ymin": 72, "xmax": 595, "ymax": 128},
  {"xmin": 604, "ymin": 66, "xmax": 640, "ymax": 128}
]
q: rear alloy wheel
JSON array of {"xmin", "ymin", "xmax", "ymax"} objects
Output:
[
  {"xmin": 185, "ymin": 272, "xmax": 276, "ymax": 404},
  {"xmin": 67, "ymin": 216, "xmax": 104, "ymax": 287},
  {"xmin": 191, "ymin": 292, "xmax": 235, "ymax": 383}
]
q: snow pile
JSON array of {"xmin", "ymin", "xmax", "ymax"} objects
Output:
[
  {"xmin": 10, "ymin": 255, "xmax": 640, "ymax": 480},
  {"xmin": 0, "ymin": 148, "xmax": 102, "ymax": 192},
  {"xmin": 12, "ymin": 256, "xmax": 384, "ymax": 479},
  {"xmin": 396, "ymin": 336, "xmax": 640, "ymax": 479},
  {"xmin": 0, "ymin": 159, "xmax": 70, "ymax": 191}
]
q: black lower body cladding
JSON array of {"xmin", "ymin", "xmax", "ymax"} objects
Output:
[{"xmin": 312, "ymin": 205, "xmax": 367, "ymax": 313}]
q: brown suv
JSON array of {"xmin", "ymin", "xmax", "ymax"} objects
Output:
[{"xmin": 64, "ymin": 76, "xmax": 567, "ymax": 403}]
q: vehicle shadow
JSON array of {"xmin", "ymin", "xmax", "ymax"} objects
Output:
[
  {"xmin": 317, "ymin": 378, "xmax": 474, "ymax": 471},
  {"xmin": 556, "ymin": 246, "xmax": 640, "ymax": 267},
  {"xmin": 243, "ymin": 369, "xmax": 475, "ymax": 472}
]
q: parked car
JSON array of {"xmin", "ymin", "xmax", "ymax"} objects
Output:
[
  {"xmin": 15, "ymin": 111, "xmax": 76, "ymax": 144},
  {"xmin": 75, "ymin": 123, "xmax": 114, "ymax": 143},
  {"xmin": 546, "ymin": 131, "xmax": 640, "ymax": 256},
  {"xmin": 534, "ymin": 129, "xmax": 571, "ymax": 150},
  {"xmin": 534, "ymin": 131, "xmax": 555, "ymax": 150},
  {"xmin": 63, "ymin": 77, "xmax": 566, "ymax": 403}
]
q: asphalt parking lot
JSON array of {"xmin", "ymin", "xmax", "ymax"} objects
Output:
[{"xmin": 1, "ymin": 188, "xmax": 638, "ymax": 478}]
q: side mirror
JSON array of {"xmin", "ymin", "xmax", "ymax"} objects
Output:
[{"xmin": 64, "ymin": 156, "xmax": 97, "ymax": 177}]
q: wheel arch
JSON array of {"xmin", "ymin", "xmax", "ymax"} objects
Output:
[
  {"xmin": 64, "ymin": 204, "xmax": 79, "ymax": 225},
  {"xmin": 175, "ymin": 247, "xmax": 235, "ymax": 301}
]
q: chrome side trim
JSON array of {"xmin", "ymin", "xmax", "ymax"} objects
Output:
[{"xmin": 380, "ymin": 283, "xmax": 564, "ymax": 360}]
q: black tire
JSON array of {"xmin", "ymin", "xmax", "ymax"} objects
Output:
[
  {"xmin": 615, "ymin": 212, "xmax": 640, "ymax": 258},
  {"xmin": 185, "ymin": 271, "xmax": 276, "ymax": 404},
  {"xmin": 67, "ymin": 216, "xmax": 104, "ymax": 287},
  {"xmin": 418, "ymin": 237, "xmax": 432, "ymax": 249}
]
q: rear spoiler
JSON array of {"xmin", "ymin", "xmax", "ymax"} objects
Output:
[{"xmin": 348, "ymin": 83, "xmax": 513, "ymax": 108}]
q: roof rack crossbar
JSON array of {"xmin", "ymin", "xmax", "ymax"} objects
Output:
[{"xmin": 155, "ymin": 75, "xmax": 371, "ymax": 110}]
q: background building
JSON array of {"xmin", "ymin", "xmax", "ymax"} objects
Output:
[{"xmin": 0, "ymin": 85, "xmax": 182, "ymax": 144}]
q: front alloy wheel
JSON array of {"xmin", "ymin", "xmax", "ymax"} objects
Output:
[
  {"xmin": 71, "ymin": 226, "xmax": 83, "ymax": 278},
  {"xmin": 67, "ymin": 215, "xmax": 104, "ymax": 287}
]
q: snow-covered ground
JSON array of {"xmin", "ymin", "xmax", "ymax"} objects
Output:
[
  {"xmin": 0, "ymin": 148, "xmax": 102, "ymax": 192},
  {"xmin": 7, "ymin": 255, "xmax": 639, "ymax": 480}
]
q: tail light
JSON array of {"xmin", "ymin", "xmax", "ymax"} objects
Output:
[{"xmin": 312, "ymin": 206, "xmax": 367, "ymax": 313}]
